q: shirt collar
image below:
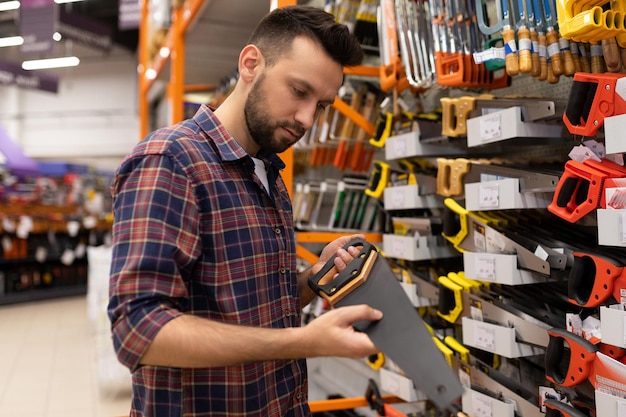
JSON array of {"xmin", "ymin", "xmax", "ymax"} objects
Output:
[{"xmin": 193, "ymin": 104, "xmax": 285, "ymax": 172}]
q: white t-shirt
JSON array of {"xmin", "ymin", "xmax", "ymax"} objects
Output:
[{"xmin": 251, "ymin": 156, "xmax": 269, "ymax": 193}]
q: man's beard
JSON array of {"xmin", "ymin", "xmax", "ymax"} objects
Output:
[{"xmin": 244, "ymin": 73, "xmax": 305, "ymax": 154}]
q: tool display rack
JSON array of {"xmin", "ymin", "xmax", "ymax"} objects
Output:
[{"xmin": 139, "ymin": 1, "xmax": 626, "ymax": 415}]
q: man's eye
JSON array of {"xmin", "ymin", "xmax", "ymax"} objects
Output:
[{"xmin": 292, "ymin": 87, "xmax": 306, "ymax": 97}]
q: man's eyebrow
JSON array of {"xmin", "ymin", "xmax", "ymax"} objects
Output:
[{"xmin": 294, "ymin": 78, "xmax": 336, "ymax": 104}]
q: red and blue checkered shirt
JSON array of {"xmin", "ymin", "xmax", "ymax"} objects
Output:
[{"xmin": 108, "ymin": 105, "xmax": 309, "ymax": 417}]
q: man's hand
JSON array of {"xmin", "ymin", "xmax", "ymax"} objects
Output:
[
  {"xmin": 301, "ymin": 304, "xmax": 382, "ymax": 358},
  {"xmin": 311, "ymin": 233, "xmax": 366, "ymax": 277}
]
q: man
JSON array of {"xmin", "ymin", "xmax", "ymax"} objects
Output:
[{"xmin": 109, "ymin": 5, "xmax": 382, "ymax": 417}]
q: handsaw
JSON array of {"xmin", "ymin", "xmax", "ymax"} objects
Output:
[
  {"xmin": 567, "ymin": 250, "xmax": 626, "ymax": 308},
  {"xmin": 436, "ymin": 272, "xmax": 556, "ymax": 349},
  {"xmin": 548, "ymin": 157, "xmax": 626, "ymax": 223},
  {"xmin": 442, "ymin": 198, "xmax": 568, "ymax": 276},
  {"xmin": 308, "ymin": 239, "xmax": 463, "ymax": 410},
  {"xmin": 562, "ymin": 71, "xmax": 626, "ymax": 137}
]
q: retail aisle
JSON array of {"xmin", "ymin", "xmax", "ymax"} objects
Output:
[{"xmin": 0, "ymin": 296, "xmax": 131, "ymax": 417}]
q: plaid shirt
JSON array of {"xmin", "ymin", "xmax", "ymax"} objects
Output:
[{"xmin": 108, "ymin": 105, "xmax": 309, "ymax": 417}]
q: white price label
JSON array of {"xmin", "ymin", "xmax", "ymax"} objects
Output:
[
  {"xmin": 480, "ymin": 112, "xmax": 502, "ymax": 143},
  {"xmin": 471, "ymin": 391, "xmax": 494, "ymax": 417},
  {"xmin": 393, "ymin": 139, "xmax": 407, "ymax": 157},
  {"xmin": 622, "ymin": 212, "xmax": 626, "ymax": 243},
  {"xmin": 623, "ymin": 314, "xmax": 626, "ymax": 346},
  {"xmin": 479, "ymin": 183, "xmax": 500, "ymax": 208},
  {"xmin": 475, "ymin": 256, "xmax": 496, "ymax": 280},
  {"xmin": 392, "ymin": 239, "xmax": 406, "ymax": 258},
  {"xmin": 474, "ymin": 322, "xmax": 496, "ymax": 351},
  {"xmin": 618, "ymin": 398, "xmax": 626, "ymax": 417},
  {"xmin": 391, "ymin": 188, "xmax": 405, "ymax": 208}
]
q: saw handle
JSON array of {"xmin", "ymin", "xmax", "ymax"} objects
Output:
[
  {"xmin": 545, "ymin": 328, "xmax": 598, "ymax": 387},
  {"xmin": 308, "ymin": 238, "xmax": 376, "ymax": 305},
  {"xmin": 544, "ymin": 399, "xmax": 589, "ymax": 417},
  {"xmin": 568, "ymin": 251, "xmax": 625, "ymax": 307}
]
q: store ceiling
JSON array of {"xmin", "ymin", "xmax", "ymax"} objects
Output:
[{"xmin": 0, "ymin": 1, "xmax": 312, "ymax": 90}]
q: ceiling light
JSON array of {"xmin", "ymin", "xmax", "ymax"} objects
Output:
[
  {"xmin": 0, "ymin": 1, "xmax": 20, "ymax": 12},
  {"xmin": 22, "ymin": 56, "xmax": 80, "ymax": 70},
  {"xmin": 145, "ymin": 68, "xmax": 157, "ymax": 80},
  {"xmin": 159, "ymin": 47, "xmax": 170, "ymax": 58},
  {"xmin": 53, "ymin": 32, "xmax": 62, "ymax": 41},
  {"xmin": 0, "ymin": 36, "xmax": 23, "ymax": 47}
]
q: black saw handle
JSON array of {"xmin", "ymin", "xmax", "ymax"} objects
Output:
[
  {"xmin": 308, "ymin": 238, "xmax": 376, "ymax": 304},
  {"xmin": 544, "ymin": 398, "xmax": 589, "ymax": 417}
]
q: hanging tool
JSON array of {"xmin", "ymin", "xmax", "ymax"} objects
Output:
[
  {"xmin": 533, "ymin": 0, "xmax": 549, "ymax": 80},
  {"xmin": 308, "ymin": 239, "xmax": 463, "ymax": 410},
  {"xmin": 562, "ymin": 71, "xmax": 626, "ymax": 137},
  {"xmin": 442, "ymin": 197, "xmax": 568, "ymax": 276},
  {"xmin": 568, "ymin": 251, "xmax": 626, "ymax": 308},
  {"xmin": 527, "ymin": 0, "xmax": 541, "ymax": 76},
  {"xmin": 543, "ymin": 0, "xmax": 564, "ymax": 76},
  {"xmin": 545, "ymin": 328, "xmax": 599, "ymax": 388},
  {"xmin": 548, "ymin": 157, "xmax": 626, "ymax": 223},
  {"xmin": 502, "ymin": 0, "xmax": 520, "ymax": 75},
  {"xmin": 515, "ymin": 0, "xmax": 533, "ymax": 73},
  {"xmin": 436, "ymin": 158, "xmax": 472, "ymax": 196}
]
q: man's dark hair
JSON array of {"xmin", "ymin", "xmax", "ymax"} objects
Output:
[{"xmin": 247, "ymin": 5, "xmax": 364, "ymax": 68}]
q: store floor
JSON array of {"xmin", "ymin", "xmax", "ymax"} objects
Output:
[
  {"xmin": 0, "ymin": 296, "xmax": 131, "ymax": 417},
  {"xmin": 0, "ymin": 295, "xmax": 368, "ymax": 417}
]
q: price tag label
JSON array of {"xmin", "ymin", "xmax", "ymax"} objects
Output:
[
  {"xmin": 480, "ymin": 112, "xmax": 502, "ymax": 143},
  {"xmin": 479, "ymin": 183, "xmax": 500, "ymax": 208},
  {"xmin": 392, "ymin": 238, "xmax": 406, "ymax": 258},
  {"xmin": 392, "ymin": 139, "xmax": 407, "ymax": 158},
  {"xmin": 475, "ymin": 255, "xmax": 496, "ymax": 280},
  {"xmin": 474, "ymin": 321, "xmax": 496, "ymax": 351},
  {"xmin": 622, "ymin": 212, "xmax": 626, "ymax": 243},
  {"xmin": 390, "ymin": 188, "xmax": 405, "ymax": 208},
  {"xmin": 471, "ymin": 391, "xmax": 494, "ymax": 417}
]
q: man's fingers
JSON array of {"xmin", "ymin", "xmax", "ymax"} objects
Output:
[{"xmin": 338, "ymin": 304, "xmax": 383, "ymax": 323}]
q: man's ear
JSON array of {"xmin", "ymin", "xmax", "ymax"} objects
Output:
[{"xmin": 239, "ymin": 44, "xmax": 264, "ymax": 83}]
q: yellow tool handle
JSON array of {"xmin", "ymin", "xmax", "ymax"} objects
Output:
[
  {"xmin": 366, "ymin": 352, "xmax": 385, "ymax": 370},
  {"xmin": 444, "ymin": 335, "xmax": 471, "ymax": 364},
  {"xmin": 518, "ymin": 27, "xmax": 533, "ymax": 74},
  {"xmin": 365, "ymin": 160, "xmax": 390, "ymax": 198},
  {"xmin": 433, "ymin": 337, "xmax": 455, "ymax": 367},
  {"xmin": 436, "ymin": 275, "xmax": 465, "ymax": 324},
  {"xmin": 502, "ymin": 27, "xmax": 520, "ymax": 76}
]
